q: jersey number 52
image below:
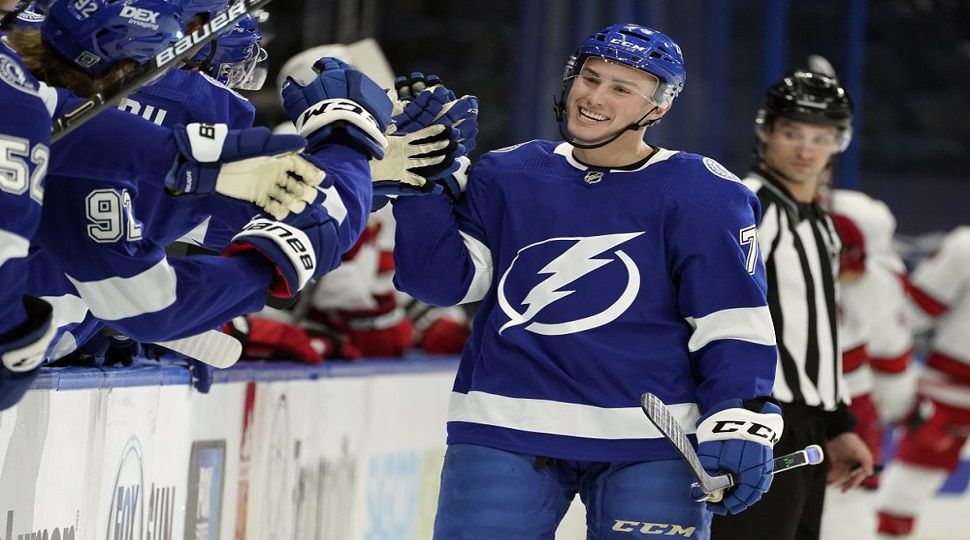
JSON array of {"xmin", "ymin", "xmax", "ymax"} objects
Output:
[{"xmin": 0, "ymin": 136, "xmax": 48, "ymax": 204}]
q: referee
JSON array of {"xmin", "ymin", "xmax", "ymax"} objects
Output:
[{"xmin": 711, "ymin": 70, "xmax": 873, "ymax": 540}]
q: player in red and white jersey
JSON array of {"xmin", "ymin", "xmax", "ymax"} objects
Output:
[
  {"xmin": 876, "ymin": 225, "xmax": 970, "ymax": 538},
  {"xmin": 833, "ymin": 190, "xmax": 915, "ymax": 435},
  {"xmin": 821, "ymin": 190, "xmax": 914, "ymax": 540}
]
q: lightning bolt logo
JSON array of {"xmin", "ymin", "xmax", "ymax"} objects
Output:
[{"xmin": 498, "ymin": 232, "xmax": 644, "ymax": 335}]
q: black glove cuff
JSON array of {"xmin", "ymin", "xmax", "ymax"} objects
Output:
[{"xmin": 741, "ymin": 395, "xmax": 780, "ymax": 413}]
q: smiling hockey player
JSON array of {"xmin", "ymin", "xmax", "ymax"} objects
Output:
[{"xmin": 390, "ymin": 23, "xmax": 781, "ymax": 539}]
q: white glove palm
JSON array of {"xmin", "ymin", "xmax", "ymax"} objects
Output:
[
  {"xmin": 369, "ymin": 124, "xmax": 460, "ymax": 195},
  {"xmin": 215, "ymin": 153, "xmax": 325, "ymax": 219},
  {"xmin": 170, "ymin": 123, "xmax": 327, "ymax": 220}
]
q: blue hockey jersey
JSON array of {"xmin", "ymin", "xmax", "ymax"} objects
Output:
[
  {"xmin": 392, "ymin": 141, "xmax": 778, "ymax": 461},
  {"xmin": 27, "ymin": 69, "xmax": 371, "ymax": 360},
  {"xmin": 0, "ymin": 42, "xmax": 49, "ymax": 338}
]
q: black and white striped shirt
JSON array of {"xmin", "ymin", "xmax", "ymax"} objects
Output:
[{"xmin": 744, "ymin": 169, "xmax": 849, "ymax": 413}]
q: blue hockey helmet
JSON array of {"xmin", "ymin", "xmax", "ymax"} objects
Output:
[
  {"xmin": 189, "ymin": 13, "xmax": 266, "ymax": 89},
  {"xmin": 565, "ymin": 23, "xmax": 686, "ymax": 106},
  {"xmin": 179, "ymin": 0, "xmax": 227, "ymax": 20},
  {"xmin": 42, "ymin": 0, "xmax": 185, "ymax": 76},
  {"xmin": 12, "ymin": 3, "xmax": 45, "ymax": 29}
]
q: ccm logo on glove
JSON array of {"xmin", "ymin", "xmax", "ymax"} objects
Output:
[
  {"xmin": 697, "ymin": 407, "xmax": 783, "ymax": 446},
  {"xmin": 711, "ymin": 420, "xmax": 779, "ymax": 444},
  {"xmin": 299, "ymin": 99, "xmax": 381, "ymax": 133}
]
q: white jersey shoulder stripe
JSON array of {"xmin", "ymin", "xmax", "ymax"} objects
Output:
[
  {"xmin": 40, "ymin": 292, "xmax": 91, "ymax": 361},
  {"xmin": 448, "ymin": 390, "xmax": 700, "ymax": 440},
  {"xmin": 685, "ymin": 305, "xmax": 776, "ymax": 352},
  {"xmin": 66, "ymin": 259, "xmax": 178, "ymax": 321},
  {"xmin": 458, "ymin": 231, "xmax": 493, "ymax": 304}
]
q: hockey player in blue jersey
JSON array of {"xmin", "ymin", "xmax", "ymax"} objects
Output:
[
  {"xmin": 35, "ymin": 3, "xmax": 383, "ymax": 369},
  {"xmin": 0, "ymin": 0, "xmax": 57, "ymax": 408},
  {"xmin": 391, "ymin": 24, "xmax": 782, "ymax": 538},
  {"xmin": 0, "ymin": 0, "xmax": 345, "ymax": 397}
]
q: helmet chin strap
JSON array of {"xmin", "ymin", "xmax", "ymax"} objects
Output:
[{"xmin": 553, "ymin": 90, "xmax": 657, "ymax": 150}]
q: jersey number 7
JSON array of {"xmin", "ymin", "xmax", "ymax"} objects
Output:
[{"xmin": 739, "ymin": 225, "xmax": 758, "ymax": 275}]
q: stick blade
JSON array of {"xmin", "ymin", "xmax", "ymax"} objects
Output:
[{"xmin": 152, "ymin": 330, "xmax": 242, "ymax": 369}]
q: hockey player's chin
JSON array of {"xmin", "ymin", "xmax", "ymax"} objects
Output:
[{"xmin": 567, "ymin": 125, "xmax": 611, "ymax": 145}]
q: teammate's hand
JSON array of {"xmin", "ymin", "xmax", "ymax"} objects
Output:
[
  {"xmin": 168, "ymin": 123, "xmax": 326, "ymax": 220},
  {"xmin": 225, "ymin": 192, "xmax": 341, "ymax": 298},
  {"xmin": 826, "ymin": 431, "xmax": 874, "ymax": 492},
  {"xmin": 370, "ymin": 124, "xmax": 463, "ymax": 198},
  {"xmin": 281, "ymin": 57, "xmax": 392, "ymax": 158},
  {"xmin": 693, "ymin": 398, "xmax": 783, "ymax": 515},
  {"xmin": 0, "ymin": 295, "xmax": 55, "ymax": 374},
  {"xmin": 394, "ymin": 72, "xmax": 448, "ymax": 101},
  {"xmin": 388, "ymin": 73, "xmax": 479, "ymax": 153}
]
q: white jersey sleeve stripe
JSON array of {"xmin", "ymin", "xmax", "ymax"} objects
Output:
[
  {"xmin": 685, "ymin": 305, "xmax": 776, "ymax": 352},
  {"xmin": 319, "ymin": 185, "xmax": 347, "ymax": 225},
  {"xmin": 458, "ymin": 231, "xmax": 493, "ymax": 304},
  {"xmin": 36, "ymin": 81, "xmax": 58, "ymax": 117},
  {"xmin": 448, "ymin": 390, "xmax": 700, "ymax": 440},
  {"xmin": 0, "ymin": 229, "xmax": 30, "ymax": 267},
  {"xmin": 66, "ymin": 259, "xmax": 178, "ymax": 321}
]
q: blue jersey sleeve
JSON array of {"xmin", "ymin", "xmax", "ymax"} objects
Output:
[
  {"xmin": 392, "ymin": 155, "xmax": 495, "ymax": 306},
  {"xmin": 50, "ymin": 88, "xmax": 180, "ymax": 187},
  {"xmin": 0, "ymin": 44, "xmax": 50, "ymax": 336},
  {"xmin": 668, "ymin": 177, "xmax": 777, "ymax": 412},
  {"xmin": 35, "ymin": 174, "xmax": 273, "ymax": 342},
  {"xmin": 307, "ymin": 143, "xmax": 372, "ymax": 255}
]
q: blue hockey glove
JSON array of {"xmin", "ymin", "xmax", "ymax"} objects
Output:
[
  {"xmin": 281, "ymin": 57, "xmax": 392, "ymax": 158},
  {"xmin": 436, "ymin": 95, "xmax": 479, "ymax": 154},
  {"xmin": 168, "ymin": 123, "xmax": 326, "ymax": 220},
  {"xmin": 391, "ymin": 85, "xmax": 453, "ymax": 133},
  {"xmin": 394, "ymin": 72, "xmax": 449, "ymax": 101},
  {"xmin": 1, "ymin": 295, "xmax": 54, "ymax": 375},
  {"xmin": 437, "ymin": 156, "xmax": 471, "ymax": 203},
  {"xmin": 0, "ymin": 296, "xmax": 54, "ymax": 410},
  {"xmin": 389, "ymin": 73, "xmax": 479, "ymax": 154},
  {"xmin": 226, "ymin": 191, "xmax": 341, "ymax": 298},
  {"xmin": 693, "ymin": 398, "xmax": 783, "ymax": 515}
]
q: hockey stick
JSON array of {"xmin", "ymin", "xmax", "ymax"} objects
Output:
[
  {"xmin": 151, "ymin": 329, "xmax": 242, "ymax": 369},
  {"xmin": 640, "ymin": 392, "xmax": 824, "ymax": 502},
  {"xmin": 51, "ymin": 0, "xmax": 273, "ymax": 143}
]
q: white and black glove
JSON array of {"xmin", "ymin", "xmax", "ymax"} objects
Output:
[
  {"xmin": 280, "ymin": 57, "xmax": 393, "ymax": 158},
  {"xmin": 168, "ymin": 123, "xmax": 326, "ymax": 220},
  {"xmin": 225, "ymin": 190, "xmax": 341, "ymax": 298},
  {"xmin": 370, "ymin": 124, "xmax": 463, "ymax": 199},
  {"xmin": 693, "ymin": 398, "xmax": 784, "ymax": 515}
]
